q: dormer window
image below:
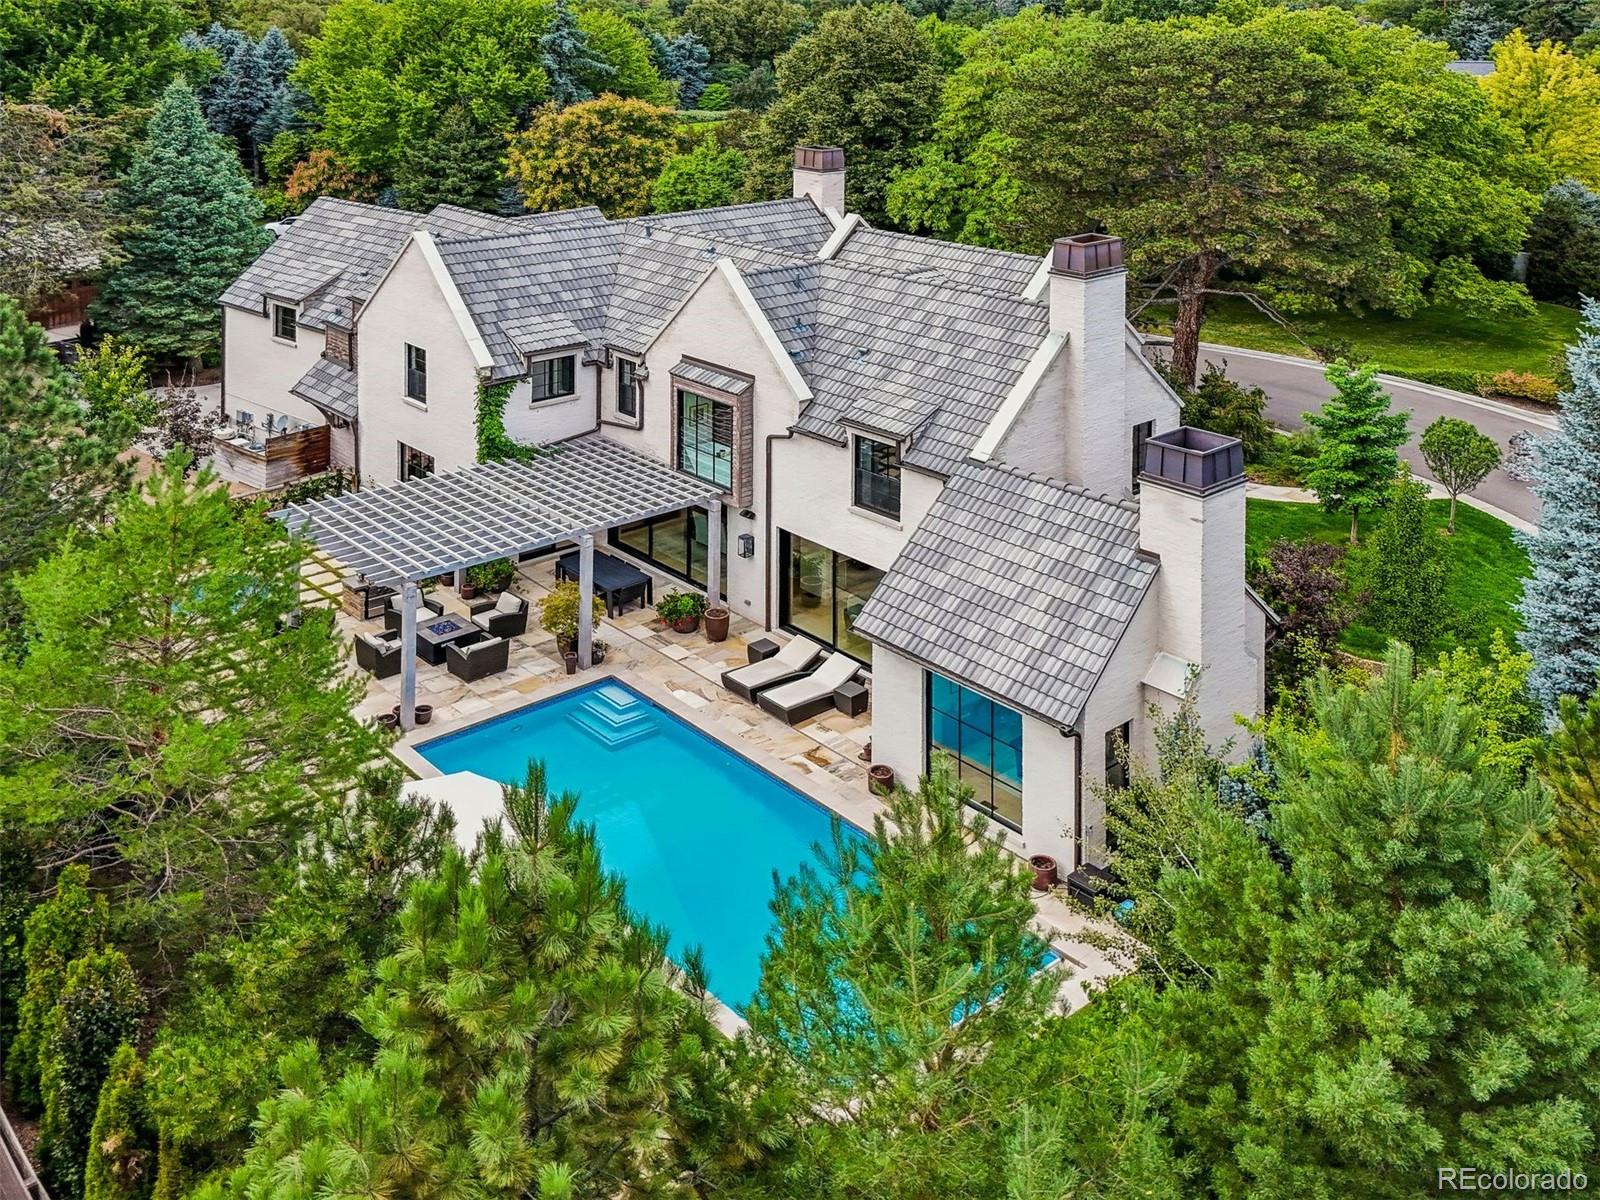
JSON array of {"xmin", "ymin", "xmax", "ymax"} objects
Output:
[
  {"xmin": 531, "ymin": 355, "xmax": 576, "ymax": 403},
  {"xmin": 853, "ymin": 436, "xmax": 901, "ymax": 520},
  {"xmin": 272, "ymin": 303, "xmax": 297, "ymax": 343}
]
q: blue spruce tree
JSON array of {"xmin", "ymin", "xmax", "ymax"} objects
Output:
[
  {"xmin": 255, "ymin": 27, "xmax": 295, "ymax": 88},
  {"xmin": 540, "ymin": 0, "xmax": 613, "ymax": 107},
  {"xmin": 1518, "ymin": 300, "xmax": 1600, "ymax": 715},
  {"xmin": 647, "ymin": 31, "xmax": 710, "ymax": 108}
]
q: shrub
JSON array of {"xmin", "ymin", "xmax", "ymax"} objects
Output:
[
  {"xmin": 1355, "ymin": 475, "xmax": 1450, "ymax": 650},
  {"xmin": 697, "ymin": 82, "xmax": 731, "ymax": 111},
  {"xmin": 538, "ymin": 578, "xmax": 605, "ymax": 643},
  {"xmin": 655, "ymin": 587, "xmax": 706, "ymax": 623},
  {"xmin": 1405, "ymin": 367, "xmax": 1483, "ymax": 394},
  {"xmin": 84, "ymin": 1045, "xmax": 157, "ymax": 1200},
  {"xmin": 1249, "ymin": 428, "xmax": 1320, "ymax": 486},
  {"xmin": 1179, "ymin": 361, "xmax": 1272, "ymax": 461},
  {"xmin": 466, "ymin": 557, "xmax": 515, "ymax": 592},
  {"xmin": 1526, "ymin": 179, "xmax": 1600, "ymax": 307},
  {"xmin": 1478, "ymin": 369, "xmax": 1560, "ymax": 405}
]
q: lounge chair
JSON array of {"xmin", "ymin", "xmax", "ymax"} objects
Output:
[
  {"xmin": 757, "ymin": 653, "xmax": 863, "ymax": 725},
  {"xmin": 383, "ymin": 592, "xmax": 444, "ymax": 633},
  {"xmin": 446, "ymin": 635, "xmax": 509, "ymax": 681},
  {"xmin": 354, "ymin": 630, "xmax": 401, "ymax": 679},
  {"xmin": 721, "ymin": 635, "xmax": 824, "ymax": 702},
  {"xmin": 469, "ymin": 591, "xmax": 529, "ymax": 638}
]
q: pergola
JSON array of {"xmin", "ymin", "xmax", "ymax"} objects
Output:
[{"xmin": 281, "ymin": 434, "xmax": 724, "ymax": 729}]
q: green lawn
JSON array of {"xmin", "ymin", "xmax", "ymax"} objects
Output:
[
  {"xmin": 1146, "ymin": 296, "xmax": 1581, "ymax": 385},
  {"xmin": 1245, "ymin": 497, "xmax": 1531, "ymax": 661}
]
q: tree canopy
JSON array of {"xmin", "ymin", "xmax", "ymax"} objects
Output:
[
  {"xmin": 0, "ymin": 0, "xmax": 204, "ymax": 114},
  {"xmin": 507, "ymin": 96, "xmax": 680, "ymax": 217}
]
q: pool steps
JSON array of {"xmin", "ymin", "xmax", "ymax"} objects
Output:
[{"xmin": 570, "ymin": 682, "xmax": 657, "ymax": 748}]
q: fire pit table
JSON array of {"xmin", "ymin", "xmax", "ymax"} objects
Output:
[{"xmin": 414, "ymin": 615, "xmax": 481, "ymax": 666}]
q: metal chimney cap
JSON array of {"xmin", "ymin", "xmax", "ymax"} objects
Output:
[
  {"xmin": 1050, "ymin": 233, "xmax": 1125, "ymax": 278},
  {"xmin": 793, "ymin": 145, "xmax": 845, "ymax": 173},
  {"xmin": 1140, "ymin": 426, "xmax": 1244, "ymax": 496}
]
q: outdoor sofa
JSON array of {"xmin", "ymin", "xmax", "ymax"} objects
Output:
[
  {"xmin": 721, "ymin": 635, "xmax": 824, "ymax": 702},
  {"xmin": 756, "ymin": 653, "xmax": 864, "ymax": 725},
  {"xmin": 383, "ymin": 592, "xmax": 444, "ymax": 633},
  {"xmin": 446, "ymin": 635, "xmax": 510, "ymax": 682},
  {"xmin": 469, "ymin": 591, "xmax": 529, "ymax": 638},
  {"xmin": 354, "ymin": 630, "xmax": 401, "ymax": 679}
]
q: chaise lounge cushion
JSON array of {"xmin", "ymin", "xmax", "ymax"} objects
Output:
[
  {"xmin": 756, "ymin": 653, "xmax": 862, "ymax": 724},
  {"xmin": 721, "ymin": 635, "xmax": 824, "ymax": 702}
]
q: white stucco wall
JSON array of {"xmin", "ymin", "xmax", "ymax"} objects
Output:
[
  {"xmin": 502, "ymin": 356, "xmax": 597, "ymax": 446},
  {"xmin": 1076, "ymin": 591, "xmax": 1161, "ymax": 864},
  {"xmin": 222, "ymin": 306, "xmax": 327, "ymax": 429},
  {"xmin": 355, "ymin": 241, "xmax": 483, "ymax": 484},
  {"xmin": 866, "ymin": 645, "xmax": 924, "ymax": 785},
  {"xmin": 1050, "ymin": 269, "xmax": 1128, "ymax": 498},
  {"xmin": 1124, "ymin": 340, "xmax": 1183, "ymax": 435}
]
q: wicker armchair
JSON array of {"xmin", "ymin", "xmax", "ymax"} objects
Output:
[
  {"xmin": 446, "ymin": 635, "xmax": 510, "ymax": 681},
  {"xmin": 354, "ymin": 631, "xmax": 401, "ymax": 679},
  {"xmin": 469, "ymin": 592, "xmax": 529, "ymax": 638},
  {"xmin": 383, "ymin": 592, "xmax": 444, "ymax": 633}
]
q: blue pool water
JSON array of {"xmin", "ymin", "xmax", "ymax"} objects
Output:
[{"xmin": 416, "ymin": 680, "xmax": 867, "ymax": 1010}]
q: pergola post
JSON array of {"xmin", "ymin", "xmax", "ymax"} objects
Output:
[
  {"xmin": 399, "ymin": 578, "xmax": 419, "ymax": 730},
  {"xmin": 704, "ymin": 499, "xmax": 721, "ymax": 606},
  {"xmin": 577, "ymin": 532, "xmax": 595, "ymax": 669}
]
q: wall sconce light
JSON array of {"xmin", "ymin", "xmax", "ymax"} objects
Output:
[{"xmin": 737, "ymin": 533, "xmax": 755, "ymax": 559}]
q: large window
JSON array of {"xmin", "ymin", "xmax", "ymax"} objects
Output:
[
  {"xmin": 853, "ymin": 436, "xmax": 902, "ymax": 519},
  {"xmin": 1131, "ymin": 421, "xmax": 1153, "ymax": 492},
  {"xmin": 273, "ymin": 303, "xmax": 297, "ymax": 343},
  {"xmin": 617, "ymin": 358, "xmax": 638, "ymax": 419},
  {"xmin": 405, "ymin": 344, "xmax": 427, "ymax": 403},
  {"xmin": 398, "ymin": 441, "xmax": 434, "ymax": 481},
  {"xmin": 611, "ymin": 505, "xmax": 727, "ymax": 589},
  {"xmin": 780, "ymin": 530, "xmax": 883, "ymax": 663},
  {"xmin": 676, "ymin": 389, "xmax": 733, "ymax": 489},
  {"xmin": 532, "ymin": 355, "xmax": 576, "ymax": 402},
  {"xmin": 929, "ymin": 673, "xmax": 1024, "ymax": 830}
]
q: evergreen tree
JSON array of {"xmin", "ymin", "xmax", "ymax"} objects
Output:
[
  {"xmin": 198, "ymin": 765, "xmax": 734, "ymax": 1200},
  {"xmin": 1519, "ymin": 301, "xmax": 1600, "ymax": 715},
  {"xmin": 1358, "ymin": 475, "xmax": 1450, "ymax": 651},
  {"xmin": 181, "ymin": 25, "xmax": 250, "ymax": 130},
  {"xmin": 83, "ymin": 1045, "xmax": 157, "ymax": 1200},
  {"xmin": 38, "ymin": 949, "xmax": 144, "ymax": 1200},
  {"xmin": 540, "ymin": 0, "xmax": 614, "ymax": 107},
  {"xmin": 646, "ymin": 30, "xmax": 711, "ymax": 107},
  {"xmin": 394, "ymin": 103, "xmax": 507, "ymax": 213},
  {"xmin": 1115, "ymin": 645, "xmax": 1600, "ymax": 1194},
  {"xmin": 1540, "ymin": 691, "xmax": 1600, "ymax": 967},
  {"xmin": 92, "ymin": 82, "xmax": 269, "ymax": 363},
  {"xmin": 255, "ymin": 27, "xmax": 296, "ymax": 87},
  {"xmin": 1304, "ymin": 359, "xmax": 1412, "ymax": 543},
  {"xmin": 743, "ymin": 760, "xmax": 1177, "ymax": 1198},
  {"xmin": 0, "ymin": 457, "xmax": 386, "ymax": 965}
]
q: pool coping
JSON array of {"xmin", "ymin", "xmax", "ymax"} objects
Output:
[{"xmin": 389, "ymin": 664, "xmax": 1087, "ymax": 1035}]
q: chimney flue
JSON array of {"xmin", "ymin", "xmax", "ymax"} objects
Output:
[
  {"xmin": 1050, "ymin": 232, "xmax": 1125, "ymax": 278},
  {"xmin": 792, "ymin": 145, "xmax": 846, "ymax": 215}
]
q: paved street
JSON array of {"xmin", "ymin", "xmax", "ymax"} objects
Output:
[{"xmin": 1192, "ymin": 343, "xmax": 1555, "ymax": 527}]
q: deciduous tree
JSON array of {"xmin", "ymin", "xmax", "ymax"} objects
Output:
[
  {"xmin": 652, "ymin": 134, "xmax": 747, "ymax": 211},
  {"xmin": 507, "ymin": 96, "xmax": 679, "ymax": 217},
  {"xmin": 679, "ymin": 0, "xmax": 807, "ymax": 68},
  {"xmin": 0, "ymin": 0, "xmax": 203, "ymax": 114},
  {"xmin": 1518, "ymin": 300, "xmax": 1600, "ymax": 714},
  {"xmin": 1420, "ymin": 415, "xmax": 1501, "ymax": 532},
  {"xmin": 1304, "ymin": 360, "xmax": 1412, "ymax": 543},
  {"xmin": 1484, "ymin": 31, "xmax": 1600, "ymax": 188},
  {"xmin": 576, "ymin": 7, "xmax": 668, "ymax": 104}
]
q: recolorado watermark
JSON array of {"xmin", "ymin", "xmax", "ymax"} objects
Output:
[{"xmin": 1438, "ymin": 1167, "xmax": 1588, "ymax": 1192}]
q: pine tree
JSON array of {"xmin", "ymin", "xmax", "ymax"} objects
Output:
[
  {"xmin": 1305, "ymin": 359, "xmax": 1413, "ymax": 543},
  {"xmin": 647, "ymin": 31, "xmax": 710, "ymax": 107},
  {"xmin": 394, "ymin": 104, "xmax": 507, "ymax": 213},
  {"xmin": 84, "ymin": 1045, "xmax": 157, "ymax": 1200},
  {"xmin": 198, "ymin": 765, "xmax": 733, "ymax": 1200},
  {"xmin": 540, "ymin": 0, "xmax": 614, "ymax": 107},
  {"xmin": 1358, "ymin": 474, "xmax": 1450, "ymax": 651},
  {"xmin": 255, "ymin": 27, "xmax": 295, "ymax": 88},
  {"xmin": 1540, "ymin": 691, "xmax": 1600, "ymax": 967},
  {"xmin": 1518, "ymin": 300, "xmax": 1600, "ymax": 715},
  {"xmin": 92, "ymin": 82, "xmax": 269, "ymax": 363},
  {"xmin": 38, "ymin": 949, "xmax": 144, "ymax": 1200}
]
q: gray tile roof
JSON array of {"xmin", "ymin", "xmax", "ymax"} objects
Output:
[
  {"xmin": 290, "ymin": 355, "xmax": 358, "ymax": 420},
  {"xmin": 830, "ymin": 226, "xmax": 1042, "ymax": 299},
  {"xmin": 672, "ymin": 357, "xmax": 752, "ymax": 396},
  {"xmin": 649, "ymin": 197, "xmax": 835, "ymax": 258},
  {"xmin": 853, "ymin": 461, "xmax": 1157, "ymax": 727},
  {"xmin": 743, "ymin": 261, "xmax": 1049, "ymax": 473}
]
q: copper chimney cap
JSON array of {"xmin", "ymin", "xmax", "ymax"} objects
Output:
[{"xmin": 1050, "ymin": 233, "xmax": 1125, "ymax": 277}]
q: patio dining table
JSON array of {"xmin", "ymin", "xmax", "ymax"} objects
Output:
[{"xmin": 555, "ymin": 549, "xmax": 654, "ymax": 617}]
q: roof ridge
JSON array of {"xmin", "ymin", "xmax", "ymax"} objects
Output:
[
  {"xmin": 978, "ymin": 459, "xmax": 1142, "ymax": 514},
  {"xmin": 851, "ymin": 223, "xmax": 1043, "ymax": 266},
  {"xmin": 651, "ymin": 195, "xmax": 823, "ymax": 222},
  {"xmin": 815, "ymin": 257, "xmax": 1048, "ymax": 313}
]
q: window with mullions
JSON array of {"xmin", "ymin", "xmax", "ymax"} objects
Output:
[
  {"xmin": 676, "ymin": 388, "xmax": 733, "ymax": 489},
  {"xmin": 531, "ymin": 355, "xmax": 576, "ymax": 402},
  {"xmin": 273, "ymin": 303, "xmax": 297, "ymax": 343},
  {"xmin": 928, "ymin": 673, "xmax": 1023, "ymax": 831},
  {"xmin": 617, "ymin": 358, "xmax": 638, "ymax": 419},
  {"xmin": 853, "ymin": 436, "xmax": 901, "ymax": 518},
  {"xmin": 611, "ymin": 505, "xmax": 727, "ymax": 588},
  {"xmin": 404, "ymin": 343, "xmax": 427, "ymax": 403}
]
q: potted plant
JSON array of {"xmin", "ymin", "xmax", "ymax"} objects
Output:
[
  {"xmin": 1029, "ymin": 854, "xmax": 1058, "ymax": 893},
  {"xmin": 868, "ymin": 763, "xmax": 894, "ymax": 796},
  {"xmin": 656, "ymin": 588, "xmax": 706, "ymax": 634},
  {"xmin": 796, "ymin": 553, "xmax": 826, "ymax": 608},
  {"xmin": 468, "ymin": 558, "xmax": 515, "ymax": 597},
  {"xmin": 703, "ymin": 604, "xmax": 730, "ymax": 642},
  {"xmin": 389, "ymin": 703, "xmax": 434, "ymax": 725},
  {"xmin": 540, "ymin": 579, "xmax": 605, "ymax": 658}
]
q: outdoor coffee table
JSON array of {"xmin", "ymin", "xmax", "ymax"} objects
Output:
[{"xmin": 414, "ymin": 615, "xmax": 480, "ymax": 666}]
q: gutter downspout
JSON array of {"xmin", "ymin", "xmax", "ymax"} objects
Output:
[
  {"xmin": 763, "ymin": 428, "xmax": 796, "ymax": 629},
  {"xmin": 1071, "ymin": 727, "xmax": 1084, "ymax": 871},
  {"xmin": 593, "ymin": 360, "xmax": 604, "ymax": 431}
]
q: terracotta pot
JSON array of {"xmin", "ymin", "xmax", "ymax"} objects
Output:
[
  {"xmin": 703, "ymin": 605, "xmax": 730, "ymax": 641},
  {"xmin": 460, "ymin": 582, "xmax": 479, "ymax": 599},
  {"xmin": 1029, "ymin": 854, "xmax": 1059, "ymax": 893},
  {"xmin": 868, "ymin": 763, "xmax": 895, "ymax": 796},
  {"xmin": 671, "ymin": 614, "xmax": 700, "ymax": 634}
]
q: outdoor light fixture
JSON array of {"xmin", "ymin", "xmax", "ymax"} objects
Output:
[{"xmin": 737, "ymin": 533, "xmax": 755, "ymax": 559}]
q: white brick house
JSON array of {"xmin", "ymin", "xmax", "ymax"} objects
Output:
[{"xmin": 220, "ymin": 148, "xmax": 1271, "ymax": 871}]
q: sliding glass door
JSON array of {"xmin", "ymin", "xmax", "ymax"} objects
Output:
[
  {"xmin": 779, "ymin": 530, "xmax": 883, "ymax": 663},
  {"xmin": 611, "ymin": 505, "xmax": 726, "ymax": 588}
]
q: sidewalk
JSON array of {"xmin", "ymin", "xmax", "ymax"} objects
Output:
[{"xmin": 1246, "ymin": 480, "xmax": 1536, "ymax": 534}]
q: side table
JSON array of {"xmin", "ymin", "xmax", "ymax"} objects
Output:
[
  {"xmin": 747, "ymin": 637, "xmax": 780, "ymax": 664},
  {"xmin": 833, "ymin": 679, "xmax": 869, "ymax": 717}
]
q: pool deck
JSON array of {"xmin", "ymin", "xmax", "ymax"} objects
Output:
[{"xmin": 340, "ymin": 551, "xmax": 1131, "ymax": 1026}]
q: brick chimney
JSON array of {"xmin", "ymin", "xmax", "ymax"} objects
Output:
[
  {"xmin": 1050, "ymin": 233, "xmax": 1127, "ymax": 496},
  {"xmin": 792, "ymin": 145, "xmax": 846, "ymax": 215},
  {"xmin": 1138, "ymin": 427, "xmax": 1252, "ymax": 747}
]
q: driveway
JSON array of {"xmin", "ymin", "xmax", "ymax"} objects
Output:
[{"xmin": 1191, "ymin": 343, "xmax": 1554, "ymax": 527}]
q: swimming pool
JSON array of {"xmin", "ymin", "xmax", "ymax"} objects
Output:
[{"xmin": 416, "ymin": 679, "xmax": 867, "ymax": 1011}]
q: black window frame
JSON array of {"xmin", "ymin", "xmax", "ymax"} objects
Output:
[
  {"xmin": 853, "ymin": 435, "xmax": 902, "ymax": 519},
  {"xmin": 1105, "ymin": 721, "xmax": 1131, "ymax": 792},
  {"xmin": 616, "ymin": 358, "xmax": 639, "ymax": 419},
  {"xmin": 1131, "ymin": 421, "xmax": 1154, "ymax": 493},
  {"xmin": 676, "ymin": 388, "xmax": 734, "ymax": 490},
  {"xmin": 404, "ymin": 343, "xmax": 427, "ymax": 404},
  {"xmin": 608, "ymin": 505, "xmax": 727, "ymax": 589},
  {"xmin": 272, "ymin": 303, "xmax": 297, "ymax": 343},
  {"xmin": 531, "ymin": 355, "xmax": 577, "ymax": 403},
  {"xmin": 776, "ymin": 529, "xmax": 884, "ymax": 666},
  {"xmin": 926, "ymin": 671, "xmax": 1025, "ymax": 832},
  {"xmin": 398, "ymin": 441, "xmax": 434, "ymax": 482}
]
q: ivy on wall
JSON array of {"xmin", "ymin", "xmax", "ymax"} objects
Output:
[{"xmin": 474, "ymin": 379, "xmax": 543, "ymax": 465}]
